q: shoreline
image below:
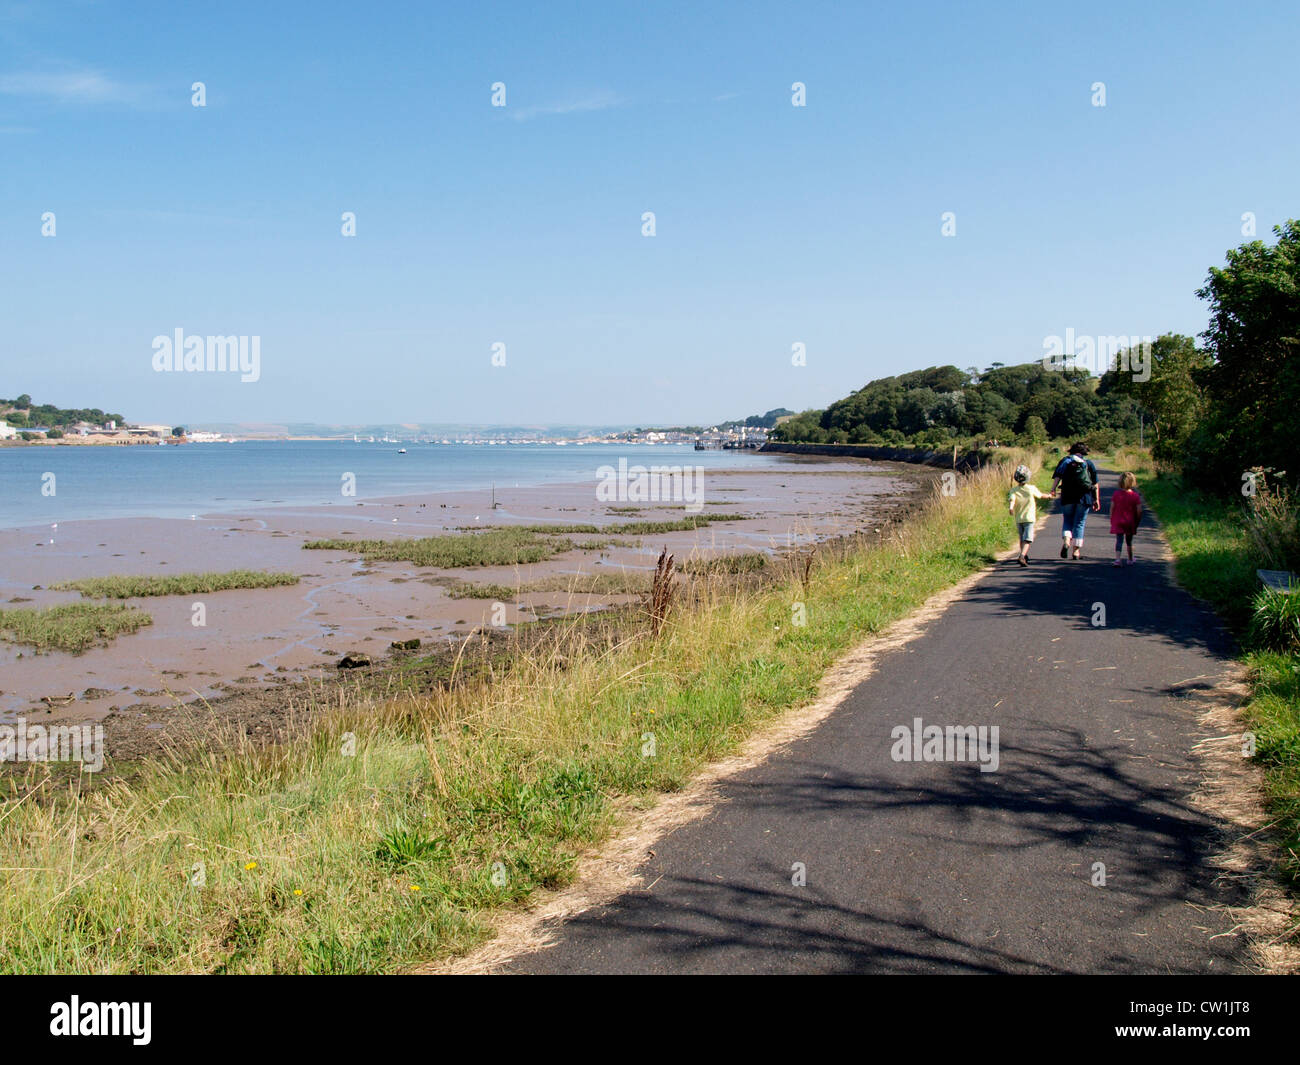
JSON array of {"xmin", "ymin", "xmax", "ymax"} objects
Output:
[
  {"xmin": 0, "ymin": 441, "xmax": 801, "ymax": 532},
  {"xmin": 0, "ymin": 449, "xmax": 1018, "ymax": 974},
  {"xmin": 1, "ymin": 457, "xmax": 931, "ymax": 728}
]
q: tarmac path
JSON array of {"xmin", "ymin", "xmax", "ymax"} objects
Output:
[{"xmin": 500, "ymin": 471, "xmax": 1252, "ymax": 974}]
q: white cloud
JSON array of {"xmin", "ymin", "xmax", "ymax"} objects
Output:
[
  {"xmin": 0, "ymin": 69, "xmax": 143, "ymax": 104},
  {"xmin": 510, "ymin": 89, "xmax": 623, "ymax": 122}
]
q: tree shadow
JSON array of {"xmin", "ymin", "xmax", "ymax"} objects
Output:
[
  {"xmin": 506, "ymin": 471, "xmax": 1253, "ymax": 975},
  {"xmin": 979, "ymin": 476, "xmax": 1238, "ymax": 657}
]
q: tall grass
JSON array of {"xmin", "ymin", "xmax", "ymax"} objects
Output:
[
  {"xmin": 1248, "ymin": 588, "xmax": 1300, "ymax": 654},
  {"xmin": 1241, "ymin": 468, "xmax": 1300, "ymax": 572},
  {"xmin": 0, "ymin": 456, "xmax": 1027, "ymax": 972}
]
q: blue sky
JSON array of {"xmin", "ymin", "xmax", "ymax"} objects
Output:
[{"xmin": 2, "ymin": 0, "xmax": 1297, "ymax": 427}]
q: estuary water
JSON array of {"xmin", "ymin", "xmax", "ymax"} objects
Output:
[{"xmin": 0, "ymin": 441, "xmax": 781, "ymax": 529}]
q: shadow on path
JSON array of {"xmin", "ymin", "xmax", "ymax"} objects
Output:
[{"xmin": 503, "ymin": 470, "xmax": 1253, "ymax": 975}]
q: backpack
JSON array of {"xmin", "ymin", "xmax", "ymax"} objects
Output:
[{"xmin": 1059, "ymin": 455, "xmax": 1095, "ymax": 497}]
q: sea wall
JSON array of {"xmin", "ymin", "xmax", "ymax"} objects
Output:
[{"xmin": 759, "ymin": 441, "xmax": 991, "ymax": 472}]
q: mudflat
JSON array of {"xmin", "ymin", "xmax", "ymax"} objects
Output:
[{"xmin": 0, "ymin": 460, "xmax": 927, "ymax": 736}]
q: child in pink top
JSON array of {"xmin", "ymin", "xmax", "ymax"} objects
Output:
[{"xmin": 1110, "ymin": 472, "xmax": 1144, "ymax": 566}]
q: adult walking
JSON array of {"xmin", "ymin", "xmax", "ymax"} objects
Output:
[{"xmin": 1051, "ymin": 442, "xmax": 1100, "ymax": 559}]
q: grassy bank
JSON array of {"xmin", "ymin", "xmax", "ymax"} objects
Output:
[
  {"xmin": 54, "ymin": 570, "xmax": 299, "ymax": 599},
  {"xmin": 1142, "ymin": 474, "xmax": 1300, "ymax": 889},
  {"xmin": 0, "ymin": 602, "xmax": 152, "ymax": 653},
  {"xmin": 0, "ymin": 456, "xmax": 1027, "ymax": 973}
]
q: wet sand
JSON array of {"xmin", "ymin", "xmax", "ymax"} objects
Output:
[{"xmin": 0, "ymin": 457, "xmax": 929, "ymax": 727}]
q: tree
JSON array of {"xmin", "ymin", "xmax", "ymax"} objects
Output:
[
  {"xmin": 1023, "ymin": 415, "xmax": 1047, "ymax": 445},
  {"xmin": 1188, "ymin": 220, "xmax": 1300, "ymax": 487},
  {"xmin": 15, "ymin": 394, "xmax": 31, "ymax": 408},
  {"xmin": 172, "ymin": 426, "xmax": 186, "ymax": 437},
  {"xmin": 1100, "ymin": 334, "xmax": 1209, "ymax": 464}
]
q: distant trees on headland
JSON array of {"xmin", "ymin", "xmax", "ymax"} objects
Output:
[{"xmin": 772, "ymin": 219, "xmax": 1300, "ymax": 491}]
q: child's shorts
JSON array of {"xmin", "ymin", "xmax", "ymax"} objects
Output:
[{"xmin": 1017, "ymin": 521, "xmax": 1034, "ymax": 543}]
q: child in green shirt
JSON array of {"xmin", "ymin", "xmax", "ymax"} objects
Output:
[{"xmin": 1008, "ymin": 465, "xmax": 1054, "ymax": 567}]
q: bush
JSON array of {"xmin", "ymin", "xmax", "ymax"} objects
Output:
[
  {"xmin": 1242, "ymin": 469, "xmax": 1300, "ymax": 572},
  {"xmin": 913, "ymin": 427, "xmax": 954, "ymax": 450},
  {"xmin": 1247, "ymin": 588, "xmax": 1300, "ymax": 653},
  {"xmin": 1083, "ymin": 426, "xmax": 1119, "ymax": 453}
]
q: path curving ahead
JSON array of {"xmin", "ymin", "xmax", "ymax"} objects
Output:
[{"xmin": 499, "ymin": 470, "xmax": 1253, "ymax": 974}]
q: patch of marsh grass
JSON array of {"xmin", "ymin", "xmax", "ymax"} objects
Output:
[
  {"xmin": 305, "ymin": 528, "xmax": 578, "ymax": 568},
  {"xmin": 0, "ymin": 602, "xmax": 152, "ymax": 653},
  {"xmin": 54, "ymin": 570, "xmax": 299, "ymax": 599}
]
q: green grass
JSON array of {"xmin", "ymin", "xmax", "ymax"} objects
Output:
[
  {"xmin": 462, "ymin": 522, "xmax": 601, "ymax": 534},
  {"xmin": 682, "ymin": 553, "xmax": 769, "ymax": 575},
  {"xmin": 442, "ymin": 582, "xmax": 521, "ymax": 600},
  {"xmin": 54, "ymin": 570, "xmax": 299, "ymax": 599},
  {"xmin": 1142, "ymin": 476, "xmax": 1259, "ymax": 632},
  {"xmin": 615, "ymin": 515, "xmax": 750, "ymax": 534},
  {"xmin": 504, "ymin": 515, "xmax": 752, "ymax": 535},
  {"xmin": 0, "ymin": 457, "xmax": 1027, "ymax": 972},
  {"xmin": 0, "ymin": 602, "xmax": 152, "ymax": 653},
  {"xmin": 1143, "ymin": 472, "xmax": 1300, "ymax": 889},
  {"xmin": 305, "ymin": 528, "xmax": 579, "ymax": 568},
  {"xmin": 445, "ymin": 571, "xmax": 651, "ymax": 599},
  {"xmin": 307, "ymin": 515, "xmax": 755, "ymax": 569},
  {"xmin": 1248, "ymin": 588, "xmax": 1300, "ymax": 654},
  {"xmin": 1241, "ymin": 651, "xmax": 1300, "ymax": 885}
]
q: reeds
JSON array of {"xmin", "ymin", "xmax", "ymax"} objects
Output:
[{"xmin": 646, "ymin": 548, "xmax": 676, "ymax": 636}]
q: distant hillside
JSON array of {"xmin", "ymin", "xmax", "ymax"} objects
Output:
[
  {"xmin": 717, "ymin": 407, "xmax": 794, "ymax": 430},
  {"xmin": 635, "ymin": 408, "xmax": 796, "ymax": 434},
  {"xmin": 769, "ymin": 363, "xmax": 1140, "ymax": 448},
  {"xmin": 0, "ymin": 394, "xmax": 127, "ymax": 430}
]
